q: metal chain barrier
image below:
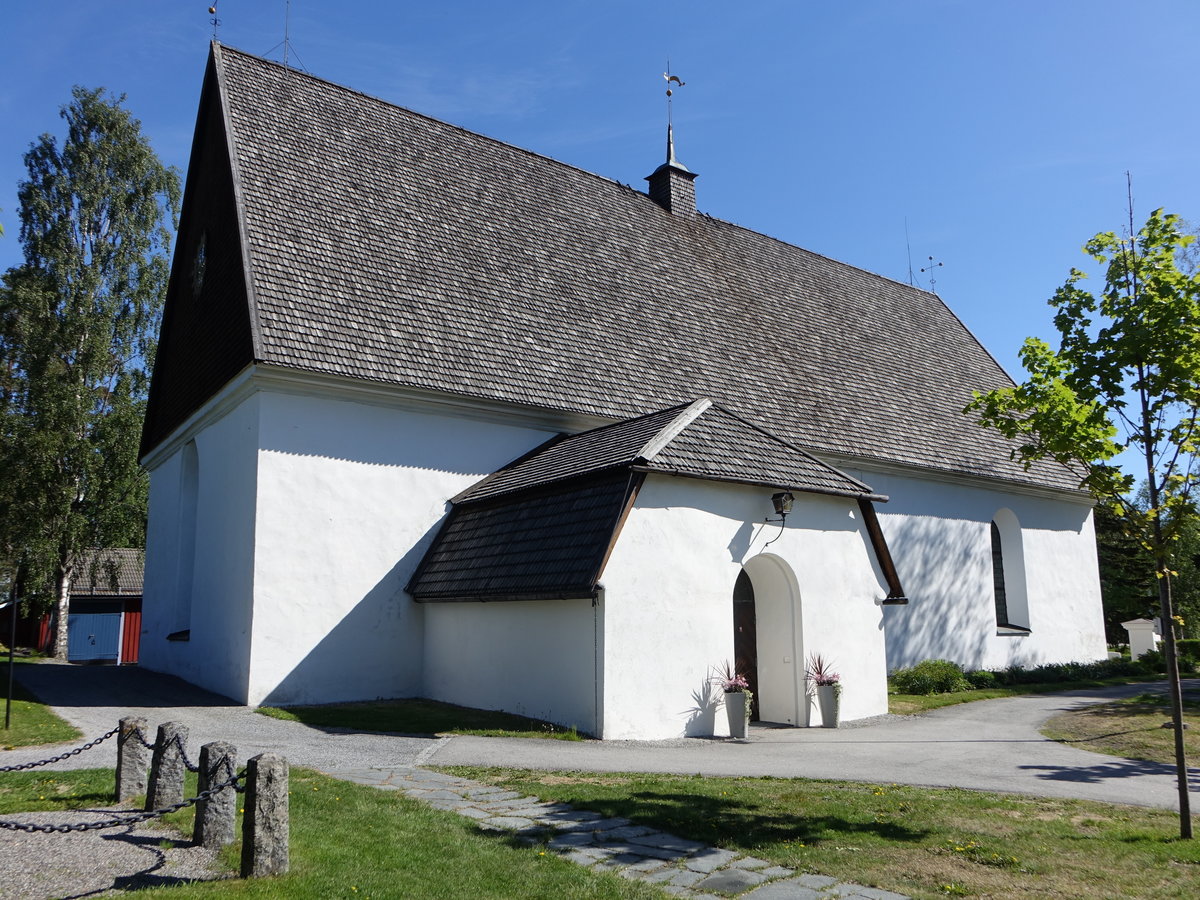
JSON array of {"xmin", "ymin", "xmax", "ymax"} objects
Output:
[
  {"xmin": 170, "ymin": 732, "xmax": 201, "ymax": 773},
  {"xmin": 0, "ymin": 766, "xmax": 245, "ymax": 834},
  {"xmin": 132, "ymin": 728, "xmax": 157, "ymax": 751},
  {"xmin": 0, "ymin": 726, "xmax": 121, "ymax": 773}
]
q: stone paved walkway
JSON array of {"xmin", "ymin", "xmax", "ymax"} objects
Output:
[{"xmin": 327, "ymin": 766, "xmax": 910, "ymax": 899}]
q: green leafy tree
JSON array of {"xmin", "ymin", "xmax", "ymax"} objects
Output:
[
  {"xmin": 967, "ymin": 202, "xmax": 1200, "ymax": 838},
  {"xmin": 0, "ymin": 87, "xmax": 180, "ymax": 657}
]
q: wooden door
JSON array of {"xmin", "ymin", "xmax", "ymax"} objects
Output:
[{"xmin": 732, "ymin": 569, "xmax": 760, "ymax": 721}]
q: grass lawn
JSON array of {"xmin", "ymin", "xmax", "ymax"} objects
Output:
[
  {"xmin": 443, "ymin": 767, "xmax": 1200, "ymax": 900},
  {"xmin": 1042, "ymin": 691, "xmax": 1200, "ymax": 766},
  {"xmin": 1, "ymin": 768, "xmax": 663, "ymax": 899},
  {"xmin": 889, "ymin": 673, "xmax": 1168, "ymax": 715},
  {"xmin": 257, "ymin": 697, "xmax": 585, "ymax": 740},
  {"xmin": 0, "ymin": 678, "xmax": 81, "ymax": 749}
]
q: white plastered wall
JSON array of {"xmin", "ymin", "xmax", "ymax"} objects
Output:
[
  {"xmin": 245, "ymin": 391, "xmax": 558, "ymax": 706},
  {"xmin": 598, "ymin": 475, "xmax": 890, "ymax": 740},
  {"xmin": 140, "ymin": 394, "xmax": 261, "ymax": 701},
  {"xmin": 422, "ymin": 598, "xmax": 600, "ymax": 735},
  {"xmin": 850, "ymin": 467, "xmax": 1107, "ymax": 673}
]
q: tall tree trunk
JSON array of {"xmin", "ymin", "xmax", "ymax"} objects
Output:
[{"xmin": 52, "ymin": 566, "xmax": 71, "ymax": 660}]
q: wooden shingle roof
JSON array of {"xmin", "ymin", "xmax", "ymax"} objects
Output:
[
  {"xmin": 456, "ymin": 399, "xmax": 881, "ymax": 505},
  {"xmin": 409, "ymin": 401, "xmax": 885, "ymax": 603},
  {"xmin": 146, "ymin": 44, "xmax": 1081, "ymax": 494}
]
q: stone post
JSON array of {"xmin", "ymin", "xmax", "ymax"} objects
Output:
[
  {"xmin": 115, "ymin": 716, "xmax": 150, "ymax": 802},
  {"xmin": 145, "ymin": 721, "xmax": 188, "ymax": 811},
  {"xmin": 241, "ymin": 752, "xmax": 289, "ymax": 878},
  {"xmin": 194, "ymin": 741, "xmax": 238, "ymax": 849}
]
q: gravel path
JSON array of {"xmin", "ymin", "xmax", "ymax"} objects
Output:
[{"xmin": 0, "ymin": 809, "xmax": 228, "ymax": 900}]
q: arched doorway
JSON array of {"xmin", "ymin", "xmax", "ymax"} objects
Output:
[
  {"xmin": 736, "ymin": 555, "xmax": 802, "ymax": 725},
  {"xmin": 732, "ymin": 569, "xmax": 760, "ymax": 720}
]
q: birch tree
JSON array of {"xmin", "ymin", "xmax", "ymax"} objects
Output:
[{"xmin": 0, "ymin": 87, "xmax": 179, "ymax": 656}]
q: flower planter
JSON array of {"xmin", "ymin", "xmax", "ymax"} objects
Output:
[
  {"xmin": 724, "ymin": 691, "xmax": 748, "ymax": 739},
  {"xmin": 815, "ymin": 684, "xmax": 840, "ymax": 728}
]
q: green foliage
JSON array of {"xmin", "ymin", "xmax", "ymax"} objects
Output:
[
  {"xmin": 890, "ymin": 659, "xmax": 971, "ymax": 695},
  {"xmin": 965, "ymin": 669, "xmax": 1000, "ymax": 689},
  {"xmin": 0, "ymin": 87, "xmax": 180, "ymax": 631},
  {"xmin": 1176, "ymin": 638, "xmax": 1200, "ymax": 670},
  {"xmin": 966, "ymin": 207, "xmax": 1200, "ymax": 558}
]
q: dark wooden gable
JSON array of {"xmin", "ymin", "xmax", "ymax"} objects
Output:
[{"xmin": 140, "ymin": 47, "xmax": 258, "ymax": 457}]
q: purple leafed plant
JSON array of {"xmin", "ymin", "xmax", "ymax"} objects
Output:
[
  {"xmin": 714, "ymin": 660, "xmax": 750, "ymax": 693},
  {"xmin": 806, "ymin": 654, "xmax": 840, "ymax": 686}
]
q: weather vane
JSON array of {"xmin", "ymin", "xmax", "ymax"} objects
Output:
[
  {"xmin": 663, "ymin": 63, "xmax": 685, "ymax": 127},
  {"xmin": 920, "ymin": 255, "xmax": 944, "ymax": 293},
  {"xmin": 208, "ymin": 2, "xmax": 221, "ymax": 40}
]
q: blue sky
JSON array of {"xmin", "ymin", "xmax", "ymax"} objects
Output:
[{"xmin": 1, "ymin": 0, "xmax": 1197, "ymax": 386}]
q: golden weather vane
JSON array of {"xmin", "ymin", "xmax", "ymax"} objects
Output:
[{"xmin": 207, "ymin": 2, "xmax": 221, "ymax": 40}]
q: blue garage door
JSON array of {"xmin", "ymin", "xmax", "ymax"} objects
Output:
[{"xmin": 68, "ymin": 604, "xmax": 122, "ymax": 662}]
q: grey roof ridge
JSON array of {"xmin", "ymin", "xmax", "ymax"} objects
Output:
[
  {"xmin": 211, "ymin": 42, "xmax": 265, "ymax": 360},
  {"xmin": 692, "ymin": 402, "xmax": 885, "ymax": 500},
  {"xmin": 637, "ymin": 398, "xmax": 714, "ymax": 461}
]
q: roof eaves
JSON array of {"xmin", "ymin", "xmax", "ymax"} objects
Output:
[
  {"xmin": 213, "ymin": 41, "xmax": 265, "ymax": 361},
  {"xmin": 633, "ymin": 464, "xmax": 887, "ymax": 502}
]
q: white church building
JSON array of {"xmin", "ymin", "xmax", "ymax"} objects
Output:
[{"xmin": 138, "ymin": 45, "xmax": 1106, "ymax": 739}]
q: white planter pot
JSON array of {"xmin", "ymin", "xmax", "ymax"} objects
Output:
[
  {"xmin": 724, "ymin": 691, "xmax": 748, "ymax": 739},
  {"xmin": 816, "ymin": 684, "xmax": 840, "ymax": 728}
]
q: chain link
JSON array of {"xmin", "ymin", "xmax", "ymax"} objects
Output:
[
  {"xmin": 170, "ymin": 733, "xmax": 201, "ymax": 773},
  {"xmin": 0, "ymin": 768, "xmax": 246, "ymax": 834},
  {"xmin": 131, "ymin": 728, "xmax": 156, "ymax": 751},
  {"xmin": 0, "ymin": 726, "xmax": 121, "ymax": 773}
]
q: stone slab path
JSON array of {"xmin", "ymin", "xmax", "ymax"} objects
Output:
[{"xmin": 327, "ymin": 765, "xmax": 911, "ymax": 899}]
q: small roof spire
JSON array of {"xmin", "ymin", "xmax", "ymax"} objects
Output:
[
  {"xmin": 646, "ymin": 66, "xmax": 697, "ymax": 214},
  {"xmin": 665, "ymin": 122, "xmax": 689, "ymax": 171}
]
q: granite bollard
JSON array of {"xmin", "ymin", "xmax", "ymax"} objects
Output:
[
  {"xmin": 194, "ymin": 740, "xmax": 238, "ymax": 849},
  {"xmin": 241, "ymin": 752, "xmax": 289, "ymax": 877},
  {"xmin": 145, "ymin": 721, "xmax": 188, "ymax": 811},
  {"xmin": 115, "ymin": 716, "xmax": 150, "ymax": 803}
]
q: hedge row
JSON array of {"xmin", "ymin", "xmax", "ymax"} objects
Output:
[{"xmin": 890, "ymin": 653, "xmax": 1189, "ymax": 696}]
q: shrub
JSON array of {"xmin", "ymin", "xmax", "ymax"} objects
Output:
[
  {"xmin": 1138, "ymin": 649, "xmax": 1166, "ymax": 671},
  {"xmin": 891, "ymin": 659, "xmax": 971, "ymax": 695},
  {"xmin": 1176, "ymin": 639, "xmax": 1200, "ymax": 672},
  {"xmin": 965, "ymin": 669, "xmax": 999, "ymax": 689}
]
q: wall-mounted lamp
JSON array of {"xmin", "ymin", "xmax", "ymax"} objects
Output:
[{"xmin": 763, "ymin": 491, "xmax": 794, "ymax": 548}]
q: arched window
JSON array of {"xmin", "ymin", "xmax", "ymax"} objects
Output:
[
  {"xmin": 990, "ymin": 510, "xmax": 1030, "ymax": 635},
  {"xmin": 173, "ymin": 440, "xmax": 200, "ymax": 636}
]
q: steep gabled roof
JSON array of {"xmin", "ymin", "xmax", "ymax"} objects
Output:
[{"xmin": 146, "ymin": 43, "xmax": 1080, "ymax": 493}]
